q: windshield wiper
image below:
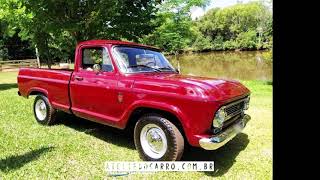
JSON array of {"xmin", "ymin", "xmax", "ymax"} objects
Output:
[
  {"xmin": 127, "ymin": 65, "xmax": 161, "ymax": 72},
  {"xmin": 158, "ymin": 67, "xmax": 175, "ymax": 71}
]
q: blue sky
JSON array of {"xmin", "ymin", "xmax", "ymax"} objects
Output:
[{"xmin": 190, "ymin": 0, "xmax": 256, "ymax": 19}]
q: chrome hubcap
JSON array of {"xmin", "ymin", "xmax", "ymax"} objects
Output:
[
  {"xmin": 140, "ymin": 124, "xmax": 167, "ymax": 159},
  {"xmin": 35, "ymin": 99, "xmax": 47, "ymax": 121}
]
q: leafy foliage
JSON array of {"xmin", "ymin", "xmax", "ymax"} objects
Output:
[
  {"xmin": 196, "ymin": 1, "xmax": 273, "ymax": 50},
  {"xmin": 143, "ymin": 1, "xmax": 272, "ymax": 52},
  {"xmin": 140, "ymin": 0, "xmax": 210, "ymax": 54},
  {"xmin": 1, "ymin": 0, "xmax": 273, "ymax": 66},
  {"xmin": 1, "ymin": 0, "xmax": 160, "ymax": 67}
]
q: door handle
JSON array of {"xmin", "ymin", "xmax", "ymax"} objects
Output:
[{"xmin": 75, "ymin": 76, "xmax": 83, "ymax": 81}]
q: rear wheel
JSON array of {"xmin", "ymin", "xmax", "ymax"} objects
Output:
[
  {"xmin": 33, "ymin": 95, "xmax": 56, "ymax": 125},
  {"xmin": 134, "ymin": 114, "xmax": 184, "ymax": 161}
]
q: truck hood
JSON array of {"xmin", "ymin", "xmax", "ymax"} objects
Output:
[{"xmin": 132, "ymin": 73, "xmax": 250, "ymax": 102}]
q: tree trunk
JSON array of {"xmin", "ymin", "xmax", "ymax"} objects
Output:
[
  {"xmin": 44, "ymin": 38, "xmax": 51, "ymax": 69},
  {"xmin": 34, "ymin": 32, "xmax": 51, "ymax": 69},
  {"xmin": 35, "ymin": 46, "xmax": 40, "ymax": 68}
]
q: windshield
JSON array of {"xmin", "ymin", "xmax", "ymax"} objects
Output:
[{"xmin": 113, "ymin": 46, "xmax": 176, "ymax": 73}]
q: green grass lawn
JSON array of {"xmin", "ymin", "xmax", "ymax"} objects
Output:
[{"xmin": 0, "ymin": 71, "xmax": 272, "ymax": 179}]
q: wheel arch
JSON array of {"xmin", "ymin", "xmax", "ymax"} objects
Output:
[
  {"xmin": 125, "ymin": 106, "xmax": 188, "ymax": 144},
  {"xmin": 27, "ymin": 88, "xmax": 49, "ymax": 98}
]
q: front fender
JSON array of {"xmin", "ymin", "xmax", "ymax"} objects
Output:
[{"xmin": 119, "ymin": 100, "xmax": 194, "ymax": 143}]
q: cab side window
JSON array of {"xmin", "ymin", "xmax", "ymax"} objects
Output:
[{"xmin": 82, "ymin": 48, "xmax": 113, "ymax": 72}]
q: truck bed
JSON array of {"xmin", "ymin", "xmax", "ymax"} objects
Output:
[{"xmin": 18, "ymin": 67, "xmax": 73, "ymax": 113}]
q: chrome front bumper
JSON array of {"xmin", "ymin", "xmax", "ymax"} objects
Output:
[{"xmin": 199, "ymin": 114, "xmax": 251, "ymax": 150}]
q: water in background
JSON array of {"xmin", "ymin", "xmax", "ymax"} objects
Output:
[{"xmin": 167, "ymin": 51, "xmax": 272, "ymax": 81}]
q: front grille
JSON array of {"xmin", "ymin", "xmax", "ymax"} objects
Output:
[
  {"xmin": 212, "ymin": 96, "xmax": 248, "ymax": 134},
  {"xmin": 225, "ymin": 100, "xmax": 245, "ymax": 117}
]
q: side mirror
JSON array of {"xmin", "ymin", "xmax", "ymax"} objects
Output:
[
  {"xmin": 175, "ymin": 68, "xmax": 180, "ymax": 74},
  {"xmin": 93, "ymin": 64, "xmax": 101, "ymax": 73}
]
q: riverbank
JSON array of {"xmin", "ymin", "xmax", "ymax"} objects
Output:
[{"xmin": 164, "ymin": 48, "xmax": 272, "ymax": 55}]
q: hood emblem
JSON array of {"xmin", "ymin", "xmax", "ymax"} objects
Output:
[{"xmin": 118, "ymin": 92, "xmax": 123, "ymax": 103}]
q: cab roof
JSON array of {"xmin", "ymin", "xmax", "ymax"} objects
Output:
[{"xmin": 77, "ymin": 40, "xmax": 160, "ymax": 51}]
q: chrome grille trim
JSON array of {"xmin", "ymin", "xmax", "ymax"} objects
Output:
[{"xmin": 224, "ymin": 98, "xmax": 246, "ymax": 120}]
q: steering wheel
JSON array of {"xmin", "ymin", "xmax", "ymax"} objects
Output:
[{"xmin": 145, "ymin": 61, "xmax": 156, "ymax": 67}]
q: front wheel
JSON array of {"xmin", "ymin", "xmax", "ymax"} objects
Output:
[
  {"xmin": 134, "ymin": 114, "xmax": 184, "ymax": 161},
  {"xmin": 33, "ymin": 95, "xmax": 57, "ymax": 125}
]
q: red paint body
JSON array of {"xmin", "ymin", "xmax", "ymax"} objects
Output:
[{"xmin": 17, "ymin": 40, "xmax": 250, "ymax": 147}]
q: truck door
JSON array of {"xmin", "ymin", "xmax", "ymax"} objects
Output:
[{"xmin": 70, "ymin": 46, "xmax": 120, "ymax": 125}]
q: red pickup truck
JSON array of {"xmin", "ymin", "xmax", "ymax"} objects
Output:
[{"xmin": 17, "ymin": 40, "xmax": 251, "ymax": 161}]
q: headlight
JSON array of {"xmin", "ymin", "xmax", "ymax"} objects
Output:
[
  {"xmin": 244, "ymin": 96, "xmax": 250, "ymax": 110},
  {"xmin": 213, "ymin": 107, "xmax": 226, "ymax": 128}
]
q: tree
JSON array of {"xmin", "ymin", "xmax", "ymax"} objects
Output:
[
  {"xmin": 1, "ymin": 0, "xmax": 160, "ymax": 68},
  {"xmin": 1, "ymin": 1, "xmax": 35, "ymax": 60},
  {"xmin": 140, "ymin": 0, "xmax": 210, "ymax": 54},
  {"xmin": 196, "ymin": 1, "xmax": 273, "ymax": 51}
]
